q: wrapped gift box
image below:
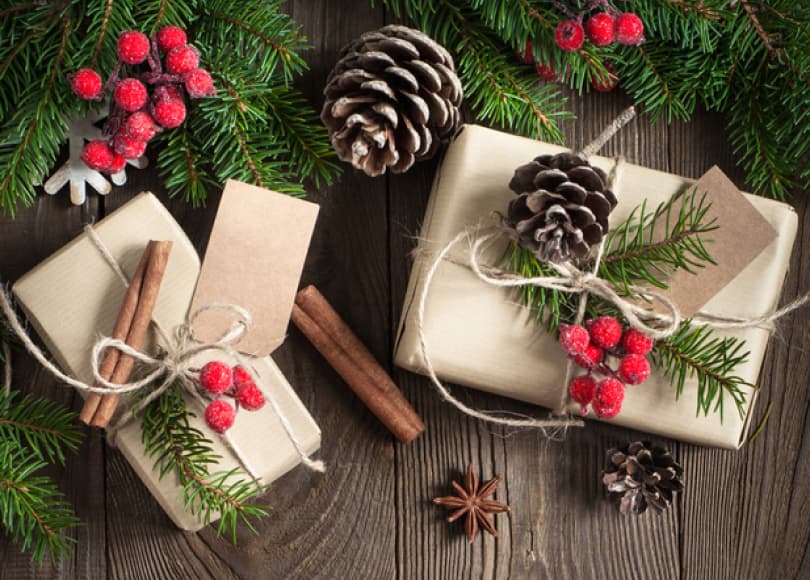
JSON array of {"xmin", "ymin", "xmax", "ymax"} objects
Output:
[
  {"xmin": 13, "ymin": 192, "xmax": 321, "ymax": 530},
  {"xmin": 395, "ymin": 124, "xmax": 798, "ymax": 449}
]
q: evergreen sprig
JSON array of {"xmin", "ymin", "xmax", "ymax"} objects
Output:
[
  {"xmin": 378, "ymin": 0, "xmax": 809, "ymax": 199},
  {"xmin": 0, "ymin": 0, "xmax": 339, "ymax": 215},
  {"xmin": 138, "ymin": 384, "xmax": 268, "ymax": 542}
]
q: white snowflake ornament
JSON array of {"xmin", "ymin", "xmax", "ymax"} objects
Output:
[{"xmin": 42, "ymin": 106, "xmax": 148, "ymax": 205}]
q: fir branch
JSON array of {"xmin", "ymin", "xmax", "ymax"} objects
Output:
[
  {"xmin": 0, "ymin": 443, "xmax": 80, "ymax": 564},
  {"xmin": 139, "ymin": 384, "xmax": 269, "ymax": 542},
  {"xmin": 599, "ymin": 187, "xmax": 717, "ymax": 293},
  {"xmin": 652, "ymin": 321, "xmax": 751, "ymax": 419},
  {"xmin": 0, "ymin": 391, "xmax": 83, "ymax": 465}
]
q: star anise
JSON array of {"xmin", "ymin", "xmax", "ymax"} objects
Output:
[{"xmin": 433, "ymin": 464, "xmax": 511, "ymax": 543}]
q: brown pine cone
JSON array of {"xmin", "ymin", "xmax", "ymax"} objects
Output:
[
  {"xmin": 602, "ymin": 441, "xmax": 684, "ymax": 514},
  {"xmin": 321, "ymin": 25, "xmax": 463, "ymax": 177},
  {"xmin": 503, "ymin": 152, "xmax": 617, "ymax": 263}
]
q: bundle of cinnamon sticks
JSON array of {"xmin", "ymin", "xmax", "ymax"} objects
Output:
[
  {"xmin": 291, "ymin": 285, "xmax": 425, "ymax": 444},
  {"xmin": 79, "ymin": 240, "xmax": 173, "ymax": 428}
]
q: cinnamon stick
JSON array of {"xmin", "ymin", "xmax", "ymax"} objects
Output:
[
  {"xmin": 291, "ymin": 285, "xmax": 425, "ymax": 444},
  {"xmin": 90, "ymin": 240, "xmax": 174, "ymax": 428},
  {"xmin": 79, "ymin": 244, "xmax": 152, "ymax": 424}
]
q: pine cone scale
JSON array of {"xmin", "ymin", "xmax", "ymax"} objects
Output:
[{"xmin": 603, "ymin": 441, "xmax": 684, "ymax": 514}]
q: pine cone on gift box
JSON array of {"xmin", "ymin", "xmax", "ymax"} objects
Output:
[
  {"xmin": 602, "ymin": 441, "xmax": 684, "ymax": 514},
  {"xmin": 321, "ymin": 25, "xmax": 463, "ymax": 177},
  {"xmin": 503, "ymin": 152, "xmax": 618, "ymax": 263}
]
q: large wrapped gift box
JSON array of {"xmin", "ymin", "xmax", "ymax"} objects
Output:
[
  {"xmin": 395, "ymin": 124, "xmax": 798, "ymax": 449},
  {"xmin": 13, "ymin": 192, "xmax": 321, "ymax": 530}
]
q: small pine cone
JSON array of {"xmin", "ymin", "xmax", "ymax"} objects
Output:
[
  {"xmin": 503, "ymin": 152, "xmax": 617, "ymax": 263},
  {"xmin": 321, "ymin": 25, "xmax": 463, "ymax": 177},
  {"xmin": 602, "ymin": 441, "xmax": 684, "ymax": 514}
]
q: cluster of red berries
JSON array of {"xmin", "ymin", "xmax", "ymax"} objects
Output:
[
  {"xmin": 197, "ymin": 361, "xmax": 266, "ymax": 434},
  {"xmin": 68, "ymin": 26, "xmax": 215, "ymax": 174},
  {"xmin": 556, "ymin": 12, "xmax": 644, "ymax": 52},
  {"xmin": 558, "ymin": 316, "xmax": 653, "ymax": 420}
]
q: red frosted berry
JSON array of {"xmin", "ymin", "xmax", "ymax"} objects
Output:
[
  {"xmin": 124, "ymin": 111, "xmax": 160, "ymax": 141},
  {"xmin": 232, "ymin": 365, "xmax": 255, "ymax": 389},
  {"xmin": 114, "ymin": 78, "xmax": 147, "ymax": 112},
  {"xmin": 618, "ymin": 353, "xmax": 650, "ymax": 385},
  {"xmin": 156, "ymin": 25, "xmax": 187, "ymax": 53},
  {"xmin": 615, "ymin": 13, "xmax": 644, "ymax": 46},
  {"xmin": 593, "ymin": 377, "xmax": 625, "ymax": 419},
  {"xmin": 184, "ymin": 69, "xmax": 215, "ymax": 98},
  {"xmin": 574, "ymin": 343, "xmax": 604, "ymax": 369},
  {"xmin": 117, "ymin": 30, "xmax": 150, "ymax": 64},
  {"xmin": 69, "ymin": 68, "xmax": 103, "ymax": 100},
  {"xmin": 152, "ymin": 97, "xmax": 186, "ymax": 128},
  {"xmin": 113, "ymin": 133, "xmax": 147, "ymax": 159},
  {"xmin": 109, "ymin": 153, "xmax": 127, "ymax": 173},
  {"xmin": 622, "ymin": 327, "xmax": 653, "ymax": 355},
  {"xmin": 81, "ymin": 140, "xmax": 115, "ymax": 171},
  {"xmin": 536, "ymin": 62, "xmax": 557, "ymax": 81},
  {"xmin": 592, "ymin": 63, "xmax": 618, "ymax": 92},
  {"xmin": 236, "ymin": 383, "xmax": 266, "ymax": 411},
  {"xmin": 585, "ymin": 13, "xmax": 615, "ymax": 46},
  {"xmin": 587, "ymin": 316, "xmax": 623, "ymax": 349},
  {"xmin": 154, "ymin": 84, "xmax": 184, "ymax": 102},
  {"xmin": 165, "ymin": 45, "xmax": 200, "ymax": 75},
  {"xmin": 199, "ymin": 361, "xmax": 233, "ymax": 395},
  {"xmin": 555, "ymin": 20, "xmax": 584, "ymax": 52},
  {"xmin": 559, "ymin": 323, "xmax": 590, "ymax": 356},
  {"xmin": 569, "ymin": 374, "xmax": 596, "ymax": 414},
  {"xmin": 205, "ymin": 399, "xmax": 236, "ymax": 434}
]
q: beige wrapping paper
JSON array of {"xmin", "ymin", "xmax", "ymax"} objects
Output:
[
  {"xmin": 395, "ymin": 125, "xmax": 798, "ymax": 449},
  {"xmin": 12, "ymin": 193, "xmax": 321, "ymax": 530}
]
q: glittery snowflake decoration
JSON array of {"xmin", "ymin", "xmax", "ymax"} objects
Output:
[{"xmin": 41, "ymin": 107, "xmax": 147, "ymax": 205}]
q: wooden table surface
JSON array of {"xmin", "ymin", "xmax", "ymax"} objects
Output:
[{"xmin": 1, "ymin": 2, "xmax": 808, "ymax": 579}]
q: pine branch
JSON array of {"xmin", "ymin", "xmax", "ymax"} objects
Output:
[
  {"xmin": 138, "ymin": 384, "xmax": 268, "ymax": 542},
  {"xmin": 599, "ymin": 187, "xmax": 718, "ymax": 293},
  {"xmin": 652, "ymin": 321, "xmax": 751, "ymax": 419},
  {"xmin": 0, "ymin": 443, "xmax": 80, "ymax": 564},
  {"xmin": 0, "ymin": 391, "xmax": 83, "ymax": 465}
]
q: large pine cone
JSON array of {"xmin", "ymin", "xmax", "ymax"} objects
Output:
[
  {"xmin": 321, "ymin": 25, "xmax": 463, "ymax": 177},
  {"xmin": 503, "ymin": 152, "xmax": 617, "ymax": 263},
  {"xmin": 602, "ymin": 441, "xmax": 684, "ymax": 514}
]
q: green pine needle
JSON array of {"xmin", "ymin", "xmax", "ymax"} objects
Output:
[{"xmin": 138, "ymin": 384, "xmax": 269, "ymax": 543}]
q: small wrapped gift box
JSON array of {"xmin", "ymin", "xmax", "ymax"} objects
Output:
[
  {"xmin": 13, "ymin": 191, "xmax": 321, "ymax": 530},
  {"xmin": 395, "ymin": 125, "xmax": 798, "ymax": 449}
]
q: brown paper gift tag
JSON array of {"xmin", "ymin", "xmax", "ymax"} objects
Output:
[
  {"xmin": 655, "ymin": 166, "xmax": 778, "ymax": 317},
  {"xmin": 190, "ymin": 180, "xmax": 320, "ymax": 356}
]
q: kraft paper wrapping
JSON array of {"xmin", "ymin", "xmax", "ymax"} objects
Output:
[
  {"xmin": 395, "ymin": 125, "xmax": 798, "ymax": 449},
  {"xmin": 12, "ymin": 193, "xmax": 321, "ymax": 530}
]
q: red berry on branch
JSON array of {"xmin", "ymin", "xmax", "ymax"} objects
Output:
[
  {"xmin": 81, "ymin": 140, "xmax": 115, "ymax": 171},
  {"xmin": 184, "ymin": 69, "xmax": 216, "ymax": 98},
  {"xmin": 117, "ymin": 30, "xmax": 150, "ymax": 64},
  {"xmin": 569, "ymin": 374, "xmax": 597, "ymax": 414},
  {"xmin": 622, "ymin": 327, "xmax": 653, "ymax": 355},
  {"xmin": 156, "ymin": 25, "xmax": 187, "ymax": 53},
  {"xmin": 236, "ymin": 383, "xmax": 266, "ymax": 411},
  {"xmin": 559, "ymin": 323, "xmax": 590, "ymax": 355},
  {"xmin": 153, "ymin": 84, "xmax": 185, "ymax": 102},
  {"xmin": 109, "ymin": 153, "xmax": 127, "ymax": 173},
  {"xmin": 124, "ymin": 111, "xmax": 160, "ymax": 141},
  {"xmin": 536, "ymin": 62, "xmax": 557, "ymax": 81},
  {"xmin": 69, "ymin": 68, "xmax": 103, "ymax": 100},
  {"xmin": 617, "ymin": 354, "xmax": 650, "ymax": 385},
  {"xmin": 585, "ymin": 13, "xmax": 615, "ymax": 46},
  {"xmin": 587, "ymin": 316, "xmax": 623, "ymax": 349},
  {"xmin": 114, "ymin": 78, "xmax": 147, "ymax": 112},
  {"xmin": 574, "ymin": 343, "xmax": 604, "ymax": 369},
  {"xmin": 152, "ymin": 97, "xmax": 187, "ymax": 128},
  {"xmin": 593, "ymin": 377, "xmax": 625, "ymax": 419},
  {"xmin": 199, "ymin": 361, "xmax": 233, "ymax": 395},
  {"xmin": 555, "ymin": 20, "xmax": 584, "ymax": 52},
  {"xmin": 615, "ymin": 13, "xmax": 644, "ymax": 46},
  {"xmin": 233, "ymin": 365, "xmax": 255, "ymax": 390},
  {"xmin": 205, "ymin": 399, "xmax": 236, "ymax": 433},
  {"xmin": 592, "ymin": 63, "xmax": 618, "ymax": 92},
  {"xmin": 166, "ymin": 45, "xmax": 200, "ymax": 75},
  {"xmin": 113, "ymin": 133, "xmax": 147, "ymax": 159}
]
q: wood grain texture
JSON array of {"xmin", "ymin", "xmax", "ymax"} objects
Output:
[{"xmin": 0, "ymin": 1, "xmax": 808, "ymax": 578}]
